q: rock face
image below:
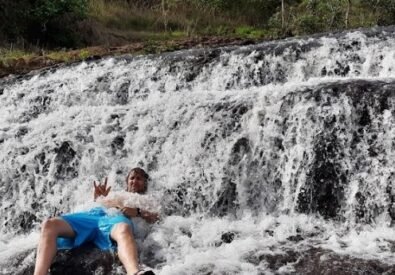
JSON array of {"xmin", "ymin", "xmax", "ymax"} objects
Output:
[
  {"xmin": 12, "ymin": 245, "xmax": 395, "ymax": 275},
  {"xmin": 13, "ymin": 246, "xmax": 125, "ymax": 275},
  {"xmin": 4, "ymin": 26, "xmax": 395, "ymax": 275},
  {"xmin": 247, "ymin": 247, "xmax": 395, "ymax": 275},
  {"xmin": 50, "ymin": 246, "xmax": 124, "ymax": 275},
  {"xmin": 286, "ymin": 80, "xmax": 395, "ymax": 220},
  {"xmin": 54, "ymin": 141, "xmax": 79, "ymax": 180}
]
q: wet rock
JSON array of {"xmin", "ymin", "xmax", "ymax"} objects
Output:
[
  {"xmin": 113, "ymin": 81, "xmax": 129, "ymax": 105},
  {"xmin": 163, "ymin": 180, "xmax": 211, "ymax": 216},
  {"xmin": 18, "ymin": 146, "xmax": 30, "ymax": 155},
  {"xmin": 13, "ymin": 246, "xmax": 125, "ymax": 275},
  {"xmin": 180, "ymin": 49, "xmax": 222, "ymax": 83},
  {"xmin": 210, "ymin": 179, "xmax": 238, "ymax": 217},
  {"xmin": 228, "ymin": 137, "xmax": 251, "ymax": 165},
  {"xmin": 333, "ymin": 61, "xmax": 350, "ymax": 77},
  {"xmin": 16, "ymin": 211, "xmax": 37, "ymax": 233},
  {"xmin": 34, "ymin": 151, "xmax": 51, "ymax": 176},
  {"xmin": 273, "ymin": 137, "xmax": 284, "ymax": 151},
  {"xmin": 221, "ymin": 231, "xmax": 237, "ymax": 244},
  {"xmin": 53, "ymin": 141, "xmax": 79, "ymax": 180},
  {"xmin": 288, "ymin": 81, "xmax": 395, "ymax": 220},
  {"xmin": 210, "ymin": 101, "xmax": 251, "ymax": 139},
  {"xmin": 297, "ymin": 133, "xmax": 345, "ymax": 219},
  {"xmin": 162, "ymin": 185, "xmax": 191, "ymax": 216},
  {"xmin": 214, "ymin": 231, "xmax": 238, "ymax": 247},
  {"xmin": 246, "ymin": 247, "xmax": 395, "ymax": 274},
  {"xmin": 287, "ymin": 234, "xmax": 304, "ymax": 242},
  {"xmin": 19, "ymin": 95, "xmax": 52, "ymax": 123},
  {"xmin": 50, "ymin": 245, "xmax": 123, "ymax": 275},
  {"xmin": 264, "ymin": 230, "xmax": 274, "ymax": 237},
  {"xmin": 246, "ymin": 249, "xmax": 299, "ymax": 269},
  {"xmin": 15, "ymin": 126, "xmax": 29, "ymax": 138},
  {"xmin": 201, "ymin": 132, "xmax": 218, "ymax": 149},
  {"xmin": 358, "ymin": 105, "xmax": 371, "ymax": 126},
  {"xmin": 111, "ymin": 136, "xmax": 125, "ymax": 153},
  {"xmin": 385, "ymin": 181, "xmax": 395, "ymax": 223},
  {"xmin": 293, "ymin": 247, "xmax": 395, "ymax": 275},
  {"xmin": 355, "ymin": 191, "xmax": 367, "ymax": 220}
]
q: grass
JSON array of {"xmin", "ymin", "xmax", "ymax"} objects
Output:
[
  {"xmin": 0, "ymin": 47, "xmax": 99, "ymax": 74},
  {"xmin": 85, "ymin": 0, "xmax": 254, "ymax": 42},
  {"xmin": 3, "ymin": 0, "xmax": 385, "ymax": 76},
  {"xmin": 89, "ymin": 0, "xmax": 160, "ymax": 31},
  {"xmin": 0, "ymin": 48, "xmax": 34, "ymax": 67},
  {"xmin": 235, "ymin": 26, "xmax": 266, "ymax": 39},
  {"xmin": 0, "ymin": 0, "xmax": 274, "ymax": 75},
  {"xmin": 46, "ymin": 50, "xmax": 72, "ymax": 62}
]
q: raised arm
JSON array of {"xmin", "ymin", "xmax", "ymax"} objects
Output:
[
  {"xmin": 93, "ymin": 177, "xmax": 127, "ymax": 208},
  {"xmin": 93, "ymin": 177, "xmax": 111, "ymax": 201}
]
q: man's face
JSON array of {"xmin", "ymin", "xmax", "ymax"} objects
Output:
[{"xmin": 127, "ymin": 171, "xmax": 146, "ymax": 193}]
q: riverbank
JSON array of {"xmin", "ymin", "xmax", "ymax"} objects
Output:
[
  {"xmin": 3, "ymin": 0, "xmax": 394, "ymax": 79},
  {"xmin": 0, "ymin": 36, "xmax": 260, "ymax": 78}
]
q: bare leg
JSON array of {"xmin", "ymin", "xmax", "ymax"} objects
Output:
[
  {"xmin": 34, "ymin": 218, "xmax": 75, "ymax": 275},
  {"xmin": 111, "ymin": 223, "xmax": 140, "ymax": 275}
]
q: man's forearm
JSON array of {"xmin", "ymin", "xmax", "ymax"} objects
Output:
[
  {"xmin": 140, "ymin": 209, "xmax": 160, "ymax": 223},
  {"xmin": 98, "ymin": 198, "xmax": 122, "ymax": 208}
]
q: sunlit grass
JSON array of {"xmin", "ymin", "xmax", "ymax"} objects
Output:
[
  {"xmin": 0, "ymin": 48, "xmax": 34, "ymax": 60},
  {"xmin": 0, "ymin": 47, "xmax": 99, "ymax": 70},
  {"xmin": 235, "ymin": 26, "xmax": 266, "ymax": 39},
  {"xmin": 46, "ymin": 50, "xmax": 72, "ymax": 62},
  {"xmin": 0, "ymin": 48, "xmax": 35, "ymax": 67}
]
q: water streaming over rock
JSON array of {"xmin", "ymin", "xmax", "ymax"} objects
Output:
[{"xmin": 1, "ymin": 26, "xmax": 395, "ymax": 274}]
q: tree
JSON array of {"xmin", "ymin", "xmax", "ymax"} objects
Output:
[
  {"xmin": 0, "ymin": 0, "xmax": 88, "ymax": 48},
  {"xmin": 345, "ymin": 0, "xmax": 351, "ymax": 28},
  {"xmin": 282, "ymin": 0, "xmax": 285, "ymax": 30},
  {"xmin": 30, "ymin": 0, "xmax": 88, "ymax": 32}
]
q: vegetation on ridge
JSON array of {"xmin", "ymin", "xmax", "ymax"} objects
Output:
[{"xmin": 1, "ymin": 0, "xmax": 395, "ymax": 76}]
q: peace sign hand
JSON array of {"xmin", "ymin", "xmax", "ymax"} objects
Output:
[{"xmin": 93, "ymin": 177, "xmax": 111, "ymax": 201}]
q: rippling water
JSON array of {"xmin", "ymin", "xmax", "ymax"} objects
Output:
[{"xmin": 1, "ymin": 26, "xmax": 395, "ymax": 274}]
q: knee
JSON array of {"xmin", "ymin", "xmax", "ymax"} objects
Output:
[
  {"xmin": 40, "ymin": 218, "xmax": 59, "ymax": 237},
  {"xmin": 112, "ymin": 223, "xmax": 133, "ymax": 240}
]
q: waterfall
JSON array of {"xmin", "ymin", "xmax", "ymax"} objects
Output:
[{"xmin": 1, "ymin": 26, "xmax": 395, "ymax": 274}]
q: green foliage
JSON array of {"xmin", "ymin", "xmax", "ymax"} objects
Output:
[
  {"xmin": 170, "ymin": 31, "xmax": 186, "ymax": 37},
  {"xmin": 78, "ymin": 49, "xmax": 90, "ymax": 59},
  {"xmin": 296, "ymin": 14, "xmax": 322, "ymax": 34},
  {"xmin": 287, "ymin": 0, "xmax": 349, "ymax": 35},
  {"xmin": 235, "ymin": 26, "xmax": 265, "ymax": 38},
  {"xmin": 359, "ymin": 0, "xmax": 395, "ymax": 25},
  {"xmin": 0, "ymin": 0, "xmax": 88, "ymax": 48},
  {"xmin": 143, "ymin": 40, "xmax": 160, "ymax": 54},
  {"xmin": 4, "ymin": 0, "xmax": 395, "ymax": 53},
  {"xmin": 31, "ymin": 0, "xmax": 88, "ymax": 24},
  {"xmin": 0, "ymin": 1, "xmax": 30, "ymax": 40}
]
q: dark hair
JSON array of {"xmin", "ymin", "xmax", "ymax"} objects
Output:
[{"xmin": 125, "ymin": 167, "xmax": 149, "ymax": 193}]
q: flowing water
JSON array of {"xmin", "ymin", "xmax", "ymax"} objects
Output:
[{"xmin": 1, "ymin": 26, "xmax": 395, "ymax": 274}]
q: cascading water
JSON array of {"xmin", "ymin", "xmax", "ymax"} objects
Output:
[{"xmin": 1, "ymin": 26, "xmax": 395, "ymax": 274}]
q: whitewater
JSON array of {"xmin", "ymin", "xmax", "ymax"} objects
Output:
[{"xmin": 1, "ymin": 26, "xmax": 395, "ymax": 274}]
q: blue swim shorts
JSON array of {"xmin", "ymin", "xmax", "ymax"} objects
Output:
[{"xmin": 57, "ymin": 207, "xmax": 134, "ymax": 251}]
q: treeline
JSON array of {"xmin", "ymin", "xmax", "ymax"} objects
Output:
[
  {"xmin": 1, "ymin": 0, "xmax": 395, "ymax": 49},
  {"xmin": 0, "ymin": 0, "xmax": 89, "ymax": 48}
]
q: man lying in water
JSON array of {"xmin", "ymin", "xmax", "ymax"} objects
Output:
[{"xmin": 34, "ymin": 167, "xmax": 159, "ymax": 275}]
